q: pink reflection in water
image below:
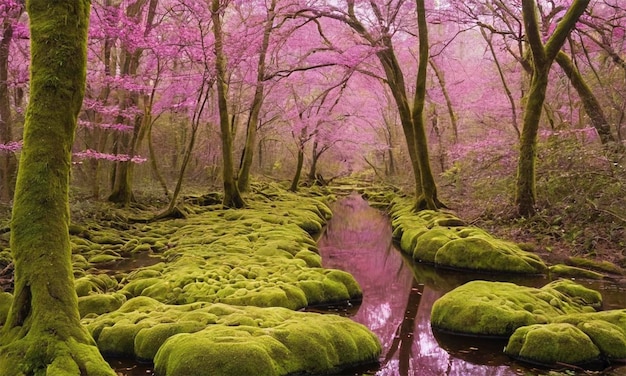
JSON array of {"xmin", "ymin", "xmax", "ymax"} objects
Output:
[{"xmin": 318, "ymin": 194, "xmax": 521, "ymax": 376}]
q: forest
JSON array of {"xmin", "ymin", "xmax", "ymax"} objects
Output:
[{"xmin": 0, "ymin": 0, "xmax": 625, "ymax": 375}]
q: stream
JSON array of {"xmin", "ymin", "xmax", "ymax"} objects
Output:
[
  {"xmin": 317, "ymin": 193, "xmax": 626, "ymax": 376},
  {"xmin": 111, "ymin": 193, "xmax": 626, "ymax": 375}
]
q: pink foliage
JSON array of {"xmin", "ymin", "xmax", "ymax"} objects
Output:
[
  {"xmin": 72, "ymin": 149, "xmax": 147, "ymax": 164},
  {"xmin": 0, "ymin": 141, "xmax": 22, "ymax": 153}
]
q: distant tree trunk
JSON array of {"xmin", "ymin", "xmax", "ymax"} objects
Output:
[
  {"xmin": 238, "ymin": 0, "xmax": 276, "ymax": 193},
  {"xmin": 212, "ymin": 0, "xmax": 245, "ymax": 208},
  {"xmin": 290, "ymin": 148, "xmax": 304, "ymax": 192},
  {"xmin": 0, "ymin": 0, "xmax": 115, "ymax": 373},
  {"xmin": 555, "ymin": 51, "xmax": 616, "ymax": 145},
  {"xmin": 429, "ymin": 59, "xmax": 458, "ymax": 143},
  {"xmin": 0, "ymin": 19, "xmax": 18, "ymax": 203},
  {"xmin": 480, "ymin": 27, "xmax": 521, "ymax": 138},
  {"xmin": 108, "ymin": 0, "xmax": 158, "ymax": 205},
  {"xmin": 516, "ymin": 0, "xmax": 590, "ymax": 217},
  {"xmin": 307, "ymin": 141, "xmax": 319, "ymax": 183}
]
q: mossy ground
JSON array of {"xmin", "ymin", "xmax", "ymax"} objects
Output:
[{"xmin": 3, "ymin": 184, "xmax": 380, "ymax": 375}]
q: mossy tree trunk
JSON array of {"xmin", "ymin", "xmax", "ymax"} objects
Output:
[
  {"xmin": 290, "ymin": 148, "xmax": 304, "ymax": 192},
  {"xmin": 554, "ymin": 50, "xmax": 616, "ymax": 145},
  {"xmin": 515, "ymin": 0, "xmax": 590, "ymax": 217},
  {"xmin": 212, "ymin": 0, "xmax": 245, "ymax": 208},
  {"xmin": 238, "ymin": 0, "xmax": 276, "ymax": 193},
  {"xmin": 0, "ymin": 1, "xmax": 115, "ymax": 374}
]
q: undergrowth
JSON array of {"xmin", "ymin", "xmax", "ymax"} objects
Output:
[{"xmin": 441, "ymin": 135, "xmax": 626, "ymax": 267}]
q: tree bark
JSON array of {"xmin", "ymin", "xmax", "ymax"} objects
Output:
[
  {"xmin": 212, "ymin": 0, "xmax": 245, "ymax": 208},
  {"xmin": 290, "ymin": 148, "xmax": 304, "ymax": 192},
  {"xmin": 515, "ymin": 0, "xmax": 590, "ymax": 217},
  {"xmin": 238, "ymin": 0, "xmax": 276, "ymax": 193},
  {"xmin": 0, "ymin": 0, "xmax": 115, "ymax": 373},
  {"xmin": 0, "ymin": 17, "xmax": 18, "ymax": 203},
  {"xmin": 555, "ymin": 50, "xmax": 616, "ymax": 145}
]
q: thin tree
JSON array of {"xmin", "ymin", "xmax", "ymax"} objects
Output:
[
  {"xmin": 212, "ymin": 0, "xmax": 245, "ymax": 208},
  {"xmin": 516, "ymin": 0, "xmax": 590, "ymax": 216},
  {"xmin": 0, "ymin": 0, "xmax": 115, "ymax": 373}
]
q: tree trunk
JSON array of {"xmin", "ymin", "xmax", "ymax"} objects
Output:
[
  {"xmin": 238, "ymin": 0, "xmax": 276, "ymax": 193},
  {"xmin": 515, "ymin": 0, "xmax": 590, "ymax": 217},
  {"xmin": 555, "ymin": 51, "xmax": 616, "ymax": 145},
  {"xmin": 212, "ymin": 0, "xmax": 245, "ymax": 208},
  {"xmin": 0, "ymin": 20, "xmax": 17, "ymax": 203},
  {"xmin": 412, "ymin": 0, "xmax": 441, "ymax": 210},
  {"xmin": 429, "ymin": 59, "xmax": 458, "ymax": 143},
  {"xmin": 516, "ymin": 68, "xmax": 549, "ymax": 216},
  {"xmin": 290, "ymin": 148, "xmax": 304, "ymax": 192},
  {"xmin": 0, "ymin": 1, "xmax": 115, "ymax": 373}
]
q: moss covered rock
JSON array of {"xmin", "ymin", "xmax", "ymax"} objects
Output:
[
  {"xmin": 504, "ymin": 323, "xmax": 601, "ymax": 365},
  {"xmin": 431, "ymin": 280, "xmax": 600, "ymax": 336},
  {"xmin": 390, "ymin": 198, "xmax": 547, "ymax": 274},
  {"xmin": 84, "ymin": 296, "xmax": 381, "ymax": 375}
]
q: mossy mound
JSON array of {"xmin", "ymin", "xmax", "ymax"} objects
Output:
[
  {"xmin": 391, "ymin": 198, "xmax": 547, "ymax": 273},
  {"xmin": 84, "ymin": 296, "xmax": 381, "ymax": 375},
  {"xmin": 118, "ymin": 194, "xmax": 361, "ymax": 310},
  {"xmin": 431, "ymin": 280, "xmax": 601, "ymax": 336},
  {"xmin": 504, "ymin": 323, "xmax": 601, "ymax": 365},
  {"xmin": 549, "ymin": 264, "xmax": 606, "ymax": 279}
]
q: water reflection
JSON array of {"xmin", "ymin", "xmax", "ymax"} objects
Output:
[{"xmin": 318, "ymin": 194, "xmax": 626, "ymax": 376}]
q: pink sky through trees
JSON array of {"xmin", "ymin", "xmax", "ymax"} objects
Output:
[{"xmin": 1, "ymin": 0, "xmax": 624, "ymax": 183}]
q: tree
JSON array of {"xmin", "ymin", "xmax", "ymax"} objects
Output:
[
  {"xmin": 0, "ymin": 1, "xmax": 23, "ymax": 203},
  {"xmin": 212, "ymin": 0, "xmax": 245, "ymax": 208},
  {"xmin": 303, "ymin": 0, "xmax": 444, "ymax": 210},
  {"xmin": 0, "ymin": 0, "xmax": 115, "ymax": 373},
  {"xmin": 515, "ymin": 0, "xmax": 590, "ymax": 216}
]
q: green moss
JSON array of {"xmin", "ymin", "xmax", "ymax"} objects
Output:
[
  {"xmin": 78, "ymin": 293, "xmax": 126, "ymax": 318},
  {"xmin": 0, "ymin": 292, "xmax": 13, "ymax": 325},
  {"xmin": 88, "ymin": 254, "xmax": 122, "ymax": 264},
  {"xmin": 550, "ymin": 264, "xmax": 606, "ymax": 279},
  {"xmin": 390, "ymin": 198, "xmax": 547, "ymax": 274},
  {"xmin": 568, "ymin": 257, "xmax": 623, "ymax": 275},
  {"xmin": 431, "ymin": 280, "xmax": 600, "ymax": 336},
  {"xmin": 505, "ymin": 323, "xmax": 600, "ymax": 365},
  {"xmin": 84, "ymin": 297, "xmax": 380, "ymax": 375}
]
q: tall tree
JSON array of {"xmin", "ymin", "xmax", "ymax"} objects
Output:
[
  {"xmin": 304, "ymin": 0, "xmax": 443, "ymax": 210},
  {"xmin": 212, "ymin": 0, "xmax": 245, "ymax": 208},
  {"xmin": 516, "ymin": 0, "xmax": 590, "ymax": 216},
  {"xmin": 237, "ymin": 0, "xmax": 276, "ymax": 193},
  {"xmin": 0, "ymin": 0, "xmax": 115, "ymax": 373}
]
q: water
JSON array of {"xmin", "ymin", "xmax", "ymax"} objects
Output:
[{"xmin": 317, "ymin": 194, "xmax": 626, "ymax": 376}]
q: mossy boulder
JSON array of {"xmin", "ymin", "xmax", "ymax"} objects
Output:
[
  {"xmin": 84, "ymin": 297, "xmax": 381, "ymax": 375},
  {"xmin": 504, "ymin": 323, "xmax": 601, "ymax": 365},
  {"xmin": 78, "ymin": 292, "xmax": 126, "ymax": 318},
  {"xmin": 549, "ymin": 264, "xmax": 606, "ymax": 280},
  {"xmin": 390, "ymin": 198, "xmax": 547, "ymax": 274},
  {"xmin": 431, "ymin": 280, "xmax": 600, "ymax": 337}
]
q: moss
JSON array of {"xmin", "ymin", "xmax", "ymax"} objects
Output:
[
  {"xmin": 78, "ymin": 293, "xmax": 126, "ymax": 318},
  {"xmin": 390, "ymin": 197, "xmax": 547, "ymax": 274},
  {"xmin": 88, "ymin": 254, "xmax": 122, "ymax": 264},
  {"xmin": 85, "ymin": 297, "xmax": 380, "ymax": 375},
  {"xmin": 505, "ymin": 323, "xmax": 600, "ymax": 365},
  {"xmin": 550, "ymin": 264, "xmax": 606, "ymax": 280},
  {"xmin": 0, "ymin": 292, "xmax": 13, "ymax": 325},
  {"xmin": 435, "ymin": 236, "xmax": 546, "ymax": 273},
  {"xmin": 431, "ymin": 280, "xmax": 600, "ymax": 336},
  {"xmin": 567, "ymin": 257, "xmax": 623, "ymax": 275}
]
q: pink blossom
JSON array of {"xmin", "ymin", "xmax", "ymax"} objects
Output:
[{"xmin": 72, "ymin": 149, "xmax": 147, "ymax": 163}]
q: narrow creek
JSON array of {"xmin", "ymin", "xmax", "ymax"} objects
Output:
[
  {"xmin": 111, "ymin": 193, "xmax": 626, "ymax": 375},
  {"xmin": 317, "ymin": 193, "xmax": 626, "ymax": 376}
]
